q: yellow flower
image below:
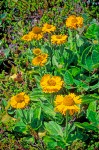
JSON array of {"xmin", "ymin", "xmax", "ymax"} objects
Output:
[
  {"xmin": 66, "ymin": 15, "xmax": 83, "ymax": 29},
  {"xmin": 51, "ymin": 34, "xmax": 68, "ymax": 45},
  {"xmin": 33, "ymin": 48, "xmax": 42, "ymax": 55},
  {"xmin": 10, "ymin": 92, "xmax": 30, "ymax": 109},
  {"xmin": 66, "ymin": 15, "xmax": 77, "ymax": 29},
  {"xmin": 40, "ymin": 74, "xmax": 63, "ymax": 93},
  {"xmin": 76, "ymin": 17, "xmax": 83, "ymax": 28},
  {"xmin": 31, "ymin": 26, "xmax": 43, "ymax": 40},
  {"xmin": 42, "ymin": 23, "xmax": 56, "ymax": 33},
  {"xmin": 21, "ymin": 34, "xmax": 32, "ymax": 41},
  {"xmin": 54, "ymin": 93, "xmax": 81, "ymax": 115},
  {"xmin": 32, "ymin": 53, "xmax": 48, "ymax": 66}
]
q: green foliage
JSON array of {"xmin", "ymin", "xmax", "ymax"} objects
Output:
[{"xmin": 0, "ymin": 0, "xmax": 99, "ymax": 150}]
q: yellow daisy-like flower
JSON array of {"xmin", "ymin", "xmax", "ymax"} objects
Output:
[
  {"xmin": 76, "ymin": 16, "xmax": 83, "ymax": 28},
  {"xmin": 32, "ymin": 53, "xmax": 48, "ymax": 66},
  {"xmin": 66, "ymin": 15, "xmax": 77, "ymax": 29},
  {"xmin": 40, "ymin": 74, "xmax": 64, "ymax": 93},
  {"xmin": 54, "ymin": 93, "xmax": 81, "ymax": 115},
  {"xmin": 10, "ymin": 92, "xmax": 30, "ymax": 109},
  {"xmin": 42, "ymin": 23, "xmax": 56, "ymax": 33},
  {"xmin": 21, "ymin": 34, "xmax": 32, "ymax": 41},
  {"xmin": 66, "ymin": 15, "xmax": 83, "ymax": 29},
  {"xmin": 51, "ymin": 34, "xmax": 68, "ymax": 45},
  {"xmin": 31, "ymin": 26, "xmax": 43, "ymax": 40},
  {"xmin": 33, "ymin": 48, "xmax": 42, "ymax": 55}
]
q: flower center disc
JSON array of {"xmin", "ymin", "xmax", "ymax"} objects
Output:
[
  {"xmin": 63, "ymin": 96, "xmax": 74, "ymax": 106},
  {"xmin": 47, "ymin": 79, "xmax": 56, "ymax": 86},
  {"xmin": 32, "ymin": 27, "xmax": 42, "ymax": 34},
  {"xmin": 56, "ymin": 35, "xmax": 61, "ymax": 39},
  {"xmin": 16, "ymin": 95, "xmax": 24, "ymax": 103},
  {"xmin": 46, "ymin": 24, "xmax": 51, "ymax": 29}
]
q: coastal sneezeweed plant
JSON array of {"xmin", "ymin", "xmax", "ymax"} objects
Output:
[
  {"xmin": 10, "ymin": 92, "xmax": 30, "ymax": 109},
  {"xmin": 40, "ymin": 74, "xmax": 63, "ymax": 93},
  {"xmin": 54, "ymin": 93, "xmax": 82, "ymax": 143}
]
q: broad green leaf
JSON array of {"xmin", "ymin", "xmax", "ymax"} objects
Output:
[
  {"xmin": 52, "ymin": 55, "xmax": 58, "ymax": 67},
  {"xmin": 44, "ymin": 121, "xmax": 63, "ymax": 137},
  {"xmin": 87, "ymin": 101, "xmax": 99, "ymax": 125},
  {"xmin": 14, "ymin": 121, "xmax": 27, "ymax": 133},
  {"xmin": 85, "ymin": 56, "xmax": 93, "ymax": 71},
  {"xmin": 33, "ymin": 107, "xmax": 41, "ymax": 120},
  {"xmin": 81, "ymin": 46, "xmax": 92, "ymax": 64},
  {"xmin": 64, "ymin": 71, "xmax": 73, "ymax": 85},
  {"xmin": 92, "ymin": 50, "xmax": 99, "ymax": 64},
  {"xmin": 42, "ymin": 104, "xmax": 56, "ymax": 118},
  {"xmin": 85, "ymin": 24, "xmax": 99, "ymax": 40},
  {"xmin": 70, "ymin": 67, "xmax": 80, "ymax": 77},
  {"xmin": 76, "ymin": 34, "xmax": 84, "ymax": 47},
  {"xmin": 90, "ymin": 82, "xmax": 99, "ymax": 91},
  {"xmin": 43, "ymin": 136, "xmax": 57, "ymax": 149},
  {"xmin": 81, "ymin": 94, "xmax": 99, "ymax": 104},
  {"xmin": 75, "ymin": 122, "xmax": 97, "ymax": 131}
]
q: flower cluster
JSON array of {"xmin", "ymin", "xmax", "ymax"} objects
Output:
[
  {"xmin": 66, "ymin": 15, "xmax": 83, "ymax": 29},
  {"xmin": 40, "ymin": 74, "xmax": 63, "ymax": 93},
  {"xmin": 54, "ymin": 93, "xmax": 81, "ymax": 115},
  {"xmin": 10, "ymin": 92, "xmax": 30, "ymax": 109},
  {"xmin": 22, "ymin": 26, "xmax": 43, "ymax": 41},
  {"xmin": 32, "ymin": 53, "xmax": 48, "ymax": 66}
]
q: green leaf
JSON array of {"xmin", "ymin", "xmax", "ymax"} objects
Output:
[
  {"xmin": 70, "ymin": 67, "xmax": 80, "ymax": 77},
  {"xmin": 87, "ymin": 101, "xmax": 99, "ymax": 125},
  {"xmin": 81, "ymin": 46, "xmax": 92, "ymax": 64},
  {"xmin": 85, "ymin": 56, "xmax": 93, "ymax": 71},
  {"xmin": 85, "ymin": 24, "xmax": 99, "ymax": 40},
  {"xmin": 52, "ymin": 55, "xmax": 58, "ymax": 67},
  {"xmin": 43, "ymin": 136, "xmax": 57, "ymax": 149},
  {"xmin": 33, "ymin": 107, "xmax": 41, "ymax": 120},
  {"xmin": 92, "ymin": 50, "xmax": 99, "ymax": 64},
  {"xmin": 76, "ymin": 34, "xmax": 84, "ymax": 47},
  {"xmin": 44, "ymin": 121, "xmax": 63, "ymax": 137},
  {"xmin": 14, "ymin": 121, "xmax": 27, "ymax": 133},
  {"xmin": 42, "ymin": 104, "xmax": 56, "ymax": 118},
  {"xmin": 90, "ymin": 82, "xmax": 99, "ymax": 91},
  {"xmin": 64, "ymin": 71, "xmax": 73, "ymax": 85},
  {"xmin": 81, "ymin": 94, "xmax": 99, "ymax": 104},
  {"xmin": 75, "ymin": 122, "xmax": 97, "ymax": 131}
]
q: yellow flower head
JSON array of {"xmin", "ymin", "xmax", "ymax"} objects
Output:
[
  {"xmin": 21, "ymin": 34, "xmax": 32, "ymax": 41},
  {"xmin": 33, "ymin": 48, "xmax": 42, "ymax": 55},
  {"xmin": 10, "ymin": 92, "xmax": 30, "ymax": 109},
  {"xmin": 66, "ymin": 15, "xmax": 83, "ymax": 29},
  {"xmin": 51, "ymin": 34, "xmax": 68, "ymax": 45},
  {"xmin": 32, "ymin": 53, "xmax": 48, "ymax": 66},
  {"xmin": 42, "ymin": 23, "xmax": 56, "ymax": 33},
  {"xmin": 54, "ymin": 93, "xmax": 81, "ymax": 115},
  {"xmin": 76, "ymin": 16, "xmax": 83, "ymax": 28},
  {"xmin": 31, "ymin": 26, "xmax": 43, "ymax": 40},
  {"xmin": 40, "ymin": 74, "xmax": 64, "ymax": 93}
]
